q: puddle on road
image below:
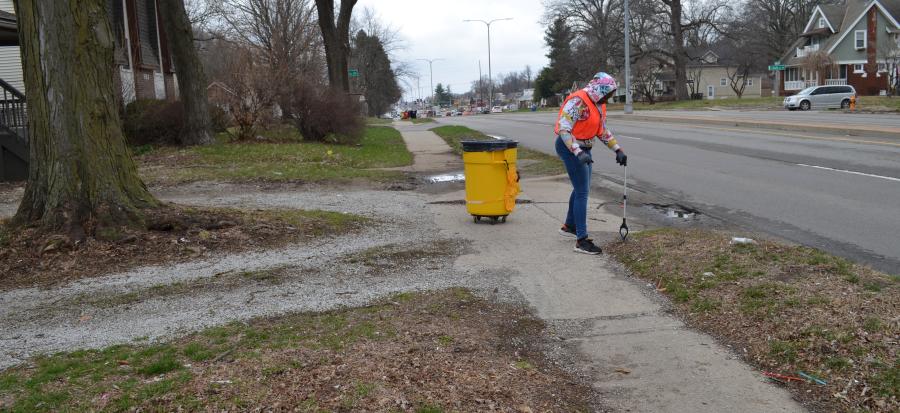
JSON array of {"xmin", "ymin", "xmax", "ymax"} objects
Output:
[
  {"xmin": 647, "ymin": 203, "xmax": 700, "ymax": 220},
  {"xmin": 427, "ymin": 173, "xmax": 465, "ymax": 183}
]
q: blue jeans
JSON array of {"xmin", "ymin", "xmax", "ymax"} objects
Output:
[{"xmin": 555, "ymin": 136, "xmax": 592, "ymax": 239}]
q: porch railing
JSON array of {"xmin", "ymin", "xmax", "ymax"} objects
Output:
[
  {"xmin": 784, "ymin": 80, "xmax": 820, "ymax": 90},
  {"xmin": 0, "ymin": 78, "xmax": 27, "ymax": 144},
  {"xmin": 796, "ymin": 44, "xmax": 820, "ymax": 58},
  {"xmin": 825, "ymin": 78, "xmax": 847, "ymax": 86}
]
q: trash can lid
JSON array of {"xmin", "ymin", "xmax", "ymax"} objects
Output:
[{"xmin": 461, "ymin": 139, "xmax": 518, "ymax": 152}]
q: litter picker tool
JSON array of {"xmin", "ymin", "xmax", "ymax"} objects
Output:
[{"xmin": 619, "ymin": 165, "xmax": 629, "ymax": 241}]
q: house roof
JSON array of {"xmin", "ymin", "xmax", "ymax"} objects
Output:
[
  {"xmin": 782, "ymin": 0, "xmax": 900, "ymax": 66},
  {"xmin": 820, "ymin": 4, "xmax": 845, "ymax": 31}
]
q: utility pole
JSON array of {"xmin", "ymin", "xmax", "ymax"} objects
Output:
[
  {"xmin": 478, "ymin": 60, "xmax": 483, "ymax": 108},
  {"xmin": 417, "ymin": 58, "xmax": 444, "ymax": 109},
  {"xmin": 464, "ymin": 18, "xmax": 512, "ymax": 108},
  {"xmin": 624, "ymin": 0, "xmax": 633, "ymax": 114}
]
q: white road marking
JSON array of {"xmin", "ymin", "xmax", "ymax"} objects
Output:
[
  {"xmin": 796, "ymin": 163, "xmax": 900, "ymax": 183},
  {"xmin": 617, "ymin": 135, "xmax": 643, "ymax": 140}
]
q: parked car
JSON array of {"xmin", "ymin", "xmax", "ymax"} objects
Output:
[
  {"xmin": 491, "ymin": 106, "xmax": 503, "ymax": 113},
  {"xmin": 783, "ymin": 85, "xmax": 856, "ymax": 111}
]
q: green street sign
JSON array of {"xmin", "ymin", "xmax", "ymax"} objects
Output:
[
  {"xmin": 768, "ymin": 65, "xmax": 785, "ymax": 71},
  {"xmin": 349, "ymin": 69, "xmax": 360, "ymax": 78}
]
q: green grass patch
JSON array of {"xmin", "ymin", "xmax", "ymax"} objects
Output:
[
  {"xmin": 410, "ymin": 117, "xmax": 435, "ymax": 124},
  {"xmin": 367, "ymin": 117, "xmax": 393, "ymax": 126},
  {"xmin": 430, "ymin": 125, "xmax": 565, "ymax": 176},
  {"xmin": 140, "ymin": 126, "xmax": 412, "ymax": 184}
]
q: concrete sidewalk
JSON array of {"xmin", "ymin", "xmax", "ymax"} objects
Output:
[
  {"xmin": 399, "ymin": 127, "xmax": 806, "ymax": 412},
  {"xmin": 391, "ymin": 121, "xmax": 462, "ymax": 173}
]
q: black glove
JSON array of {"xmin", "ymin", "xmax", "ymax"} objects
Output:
[
  {"xmin": 615, "ymin": 149, "xmax": 627, "ymax": 166},
  {"xmin": 576, "ymin": 151, "xmax": 593, "ymax": 165}
]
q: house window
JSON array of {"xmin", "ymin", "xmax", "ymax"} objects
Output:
[
  {"xmin": 877, "ymin": 63, "xmax": 887, "ymax": 73},
  {"xmin": 853, "ymin": 64, "xmax": 864, "ymax": 74},
  {"xmin": 748, "ymin": 78, "xmax": 754, "ymax": 86},
  {"xmin": 855, "ymin": 30, "xmax": 866, "ymax": 50},
  {"xmin": 720, "ymin": 78, "xmax": 727, "ymax": 86},
  {"xmin": 818, "ymin": 18, "xmax": 826, "ymax": 28}
]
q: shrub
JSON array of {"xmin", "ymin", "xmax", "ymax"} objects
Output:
[
  {"xmin": 123, "ymin": 99, "xmax": 185, "ymax": 146},
  {"xmin": 123, "ymin": 100, "xmax": 230, "ymax": 145},
  {"xmin": 288, "ymin": 83, "xmax": 364, "ymax": 144},
  {"xmin": 209, "ymin": 104, "xmax": 232, "ymax": 133}
]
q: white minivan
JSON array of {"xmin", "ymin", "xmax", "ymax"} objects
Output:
[{"xmin": 783, "ymin": 85, "xmax": 856, "ymax": 111}]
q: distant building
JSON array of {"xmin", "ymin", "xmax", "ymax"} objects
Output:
[
  {"xmin": 685, "ymin": 51, "xmax": 764, "ymax": 100},
  {"xmin": 778, "ymin": 0, "xmax": 900, "ymax": 96}
]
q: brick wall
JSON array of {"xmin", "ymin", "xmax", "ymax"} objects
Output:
[
  {"xmin": 164, "ymin": 73, "xmax": 177, "ymax": 101},
  {"xmin": 133, "ymin": 68, "xmax": 156, "ymax": 100}
]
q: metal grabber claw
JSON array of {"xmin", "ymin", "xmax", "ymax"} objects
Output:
[{"xmin": 620, "ymin": 165, "xmax": 629, "ymax": 241}]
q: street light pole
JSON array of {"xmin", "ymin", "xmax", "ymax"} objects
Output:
[
  {"xmin": 464, "ymin": 18, "xmax": 512, "ymax": 109},
  {"xmin": 417, "ymin": 58, "xmax": 444, "ymax": 108},
  {"xmin": 624, "ymin": 0, "xmax": 633, "ymax": 114}
]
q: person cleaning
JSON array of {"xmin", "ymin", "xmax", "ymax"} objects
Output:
[{"xmin": 554, "ymin": 72, "xmax": 627, "ymax": 255}]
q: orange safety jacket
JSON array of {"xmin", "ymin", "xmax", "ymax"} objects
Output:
[{"xmin": 553, "ymin": 89, "xmax": 606, "ymax": 140}]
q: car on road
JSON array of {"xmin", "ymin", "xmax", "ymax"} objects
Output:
[
  {"xmin": 491, "ymin": 106, "xmax": 503, "ymax": 113},
  {"xmin": 783, "ymin": 85, "xmax": 856, "ymax": 111}
]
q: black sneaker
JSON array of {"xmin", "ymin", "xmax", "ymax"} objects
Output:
[
  {"xmin": 574, "ymin": 238, "xmax": 602, "ymax": 255},
  {"xmin": 558, "ymin": 224, "xmax": 577, "ymax": 238}
]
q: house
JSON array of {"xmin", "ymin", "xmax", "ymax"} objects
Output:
[
  {"xmin": 109, "ymin": 0, "xmax": 179, "ymax": 104},
  {"xmin": 0, "ymin": 0, "xmax": 179, "ymax": 181},
  {"xmin": 779, "ymin": 0, "xmax": 900, "ymax": 96},
  {"xmin": 686, "ymin": 51, "xmax": 764, "ymax": 100},
  {"xmin": 517, "ymin": 88, "xmax": 535, "ymax": 108}
]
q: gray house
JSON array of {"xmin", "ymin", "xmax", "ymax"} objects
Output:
[{"xmin": 779, "ymin": 0, "xmax": 900, "ymax": 96}]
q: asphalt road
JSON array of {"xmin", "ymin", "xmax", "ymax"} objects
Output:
[{"xmin": 437, "ymin": 112, "xmax": 900, "ymax": 274}]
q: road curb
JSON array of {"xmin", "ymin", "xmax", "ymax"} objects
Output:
[{"xmin": 607, "ymin": 113, "xmax": 900, "ymax": 141}]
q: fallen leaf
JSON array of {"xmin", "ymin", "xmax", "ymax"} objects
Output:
[{"xmin": 615, "ymin": 367, "xmax": 631, "ymax": 374}]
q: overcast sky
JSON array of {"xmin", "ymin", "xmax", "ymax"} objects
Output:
[{"xmin": 355, "ymin": 0, "xmax": 549, "ymax": 101}]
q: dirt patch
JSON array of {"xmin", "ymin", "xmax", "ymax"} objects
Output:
[
  {"xmin": 0, "ymin": 289, "xmax": 596, "ymax": 412},
  {"xmin": 0, "ymin": 205, "xmax": 368, "ymax": 291},
  {"xmin": 344, "ymin": 239, "xmax": 470, "ymax": 276},
  {"xmin": 606, "ymin": 228, "xmax": 899, "ymax": 413}
]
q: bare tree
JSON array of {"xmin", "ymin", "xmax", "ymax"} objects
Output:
[
  {"xmin": 224, "ymin": 47, "xmax": 282, "ymax": 140},
  {"xmin": 632, "ymin": 56, "xmax": 663, "ymax": 104},
  {"xmin": 657, "ymin": 0, "xmax": 729, "ymax": 100},
  {"xmin": 878, "ymin": 35, "xmax": 900, "ymax": 96},
  {"xmin": 726, "ymin": 65, "xmax": 751, "ymax": 98},
  {"xmin": 544, "ymin": 0, "xmax": 624, "ymax": 77},
  {"xmin": 801, "ymin": 50, "xmax": 833, "ymax": 86},
  {"xmin": 159, "ymin": 0, "xmax": 214, "ymax": 145},
  {"xmin": 14, "ymin": 0, "xmax": 157, "ymax": 236},
  {"xmin": 217, "ymin": 0, "xmax": 323, "ymax": 81},
  {"xmin": 315, "ymin": 0, "xmax": 358, "ymax": 92},
  {"xmin": 745, "ymin": 0, "xmax": 820, "ymax": 61}
]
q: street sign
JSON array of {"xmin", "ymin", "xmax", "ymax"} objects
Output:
[
  {"xmin": 349, "ymin": 69, "xmax": 360, "ymax": 78},
  {"xmin": 768, "ymin": 65, "xmax": 785, "ymax": 71}
]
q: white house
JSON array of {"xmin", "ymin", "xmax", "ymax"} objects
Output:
[{"xmin": 0, "ymin": 0, "xmax": 24, "ymax": 94}]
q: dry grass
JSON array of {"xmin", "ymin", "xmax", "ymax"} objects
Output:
[
  {"xmin": 0, "ymin": 290, "xmax": 594, "ymax": 412},
  {"xmin": 606, "ymin": 228, "xmax": 898, "ymax": 412},
  {"xmin": 0, "ymin": 206, "xmax": 368, "ymax": 291}
]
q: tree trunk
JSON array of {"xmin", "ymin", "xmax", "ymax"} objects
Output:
[
  {"xmin": 159, "ymin": 0, "xmax": 213, "ymax": 146},
  {"xmin": 13, "ymin": 0, "xmax": 157, "ymax": 236},
  {"xmin": 315, "ymin": 0, "xmax": 357, "ymax": 92},
  {"xmin": 668, "ymin": 0, "xmax": 689, "ymax": 101}
]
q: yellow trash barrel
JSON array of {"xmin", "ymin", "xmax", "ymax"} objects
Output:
[{"xmin": 461, "ymin": 140, "xmax": 520, "ymax": 224}]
